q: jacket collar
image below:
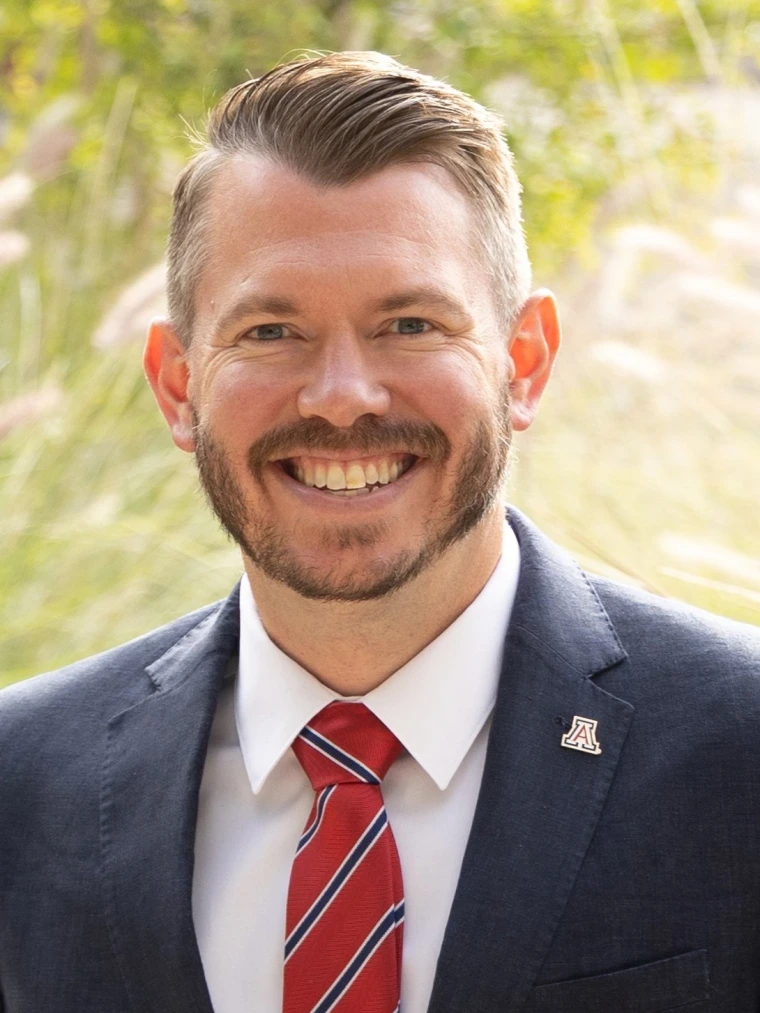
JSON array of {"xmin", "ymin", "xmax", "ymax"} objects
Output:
[{"xmin": 100, "ymin": 507, "xmax": 632, "ymax": 1013}]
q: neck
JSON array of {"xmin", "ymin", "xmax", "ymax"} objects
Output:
[{"xmin": 244, "ymin": 509, "xmax": 505, "ymax": 695}]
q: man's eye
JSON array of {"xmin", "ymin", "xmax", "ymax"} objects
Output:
[
  {"xmin": 247, "ymin": 323, "xmax": 290, "ymax": 341},
  {"xmin": 391, "ymin": 318, "xmax": 431, "ymax": 335}
]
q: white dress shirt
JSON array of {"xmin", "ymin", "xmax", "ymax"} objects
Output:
[{"xmin": 193, "ymin": 522, "xmax": 520, "ymax": 1013}]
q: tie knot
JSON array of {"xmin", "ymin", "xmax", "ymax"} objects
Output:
[{"xmin": 292, "ymin": 702, "xmax": 403, "ymax": 790}]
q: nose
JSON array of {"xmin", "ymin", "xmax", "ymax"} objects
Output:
[{"xmin": 297, "ymin": 332, "xmax": 391, "ymax": 427}]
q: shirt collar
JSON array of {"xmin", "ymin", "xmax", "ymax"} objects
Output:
[{"xmin": 235, "ymin": 521, "xmax": 520, "ymax": 794}]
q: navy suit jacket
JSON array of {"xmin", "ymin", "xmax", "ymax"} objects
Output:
[{"xmin": 2, "ymin": 508, "xmax": 760, "ymax": 1012}]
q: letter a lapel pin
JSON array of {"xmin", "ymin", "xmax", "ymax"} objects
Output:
[{"xmin": 561, "ymin": 715, "xmax": 602, "ymax": 755}]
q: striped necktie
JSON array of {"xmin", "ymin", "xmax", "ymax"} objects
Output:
[{"xmin": 283, "ymin": 701, "xmax": 405, "ymax": 1013}]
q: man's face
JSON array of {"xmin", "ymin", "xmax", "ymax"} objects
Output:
[{"xmin": 183, "ymin": 157, "xmax": 517, "ymax": 601}]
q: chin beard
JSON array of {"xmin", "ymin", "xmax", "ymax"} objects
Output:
[{"xmin": 192, "ymin": 401, "xmax": 511, "ymax": 602}]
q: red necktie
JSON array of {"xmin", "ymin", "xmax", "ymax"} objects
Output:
[{"xmin": 283, "ymin": 701, "xmax": 405, "ymax": 1013}]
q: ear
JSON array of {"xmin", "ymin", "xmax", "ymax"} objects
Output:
[
  {"xmin": 143, "ymin": 318, "xmax": 196, "ymax": 452},
  {"xmin": 507, "ymin": 289, "xmax": 561, "ymax": 431}
]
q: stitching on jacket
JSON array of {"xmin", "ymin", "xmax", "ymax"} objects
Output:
[
  {"xmin": 581, "ymin": 570, "xmax": 626, "ymax": 655},
  {"xmin": 99, "ymin": 721, "xmax": 140, "ymax": 1013},
  {"xmin": 145, "ymin": 605, "xmax": 224, "ymax": 692}
]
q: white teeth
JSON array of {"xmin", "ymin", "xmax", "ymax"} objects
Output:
[
  {"xmin": 345, "ymin": 463, "xmax": 367, "ymax": 489},
  {"xmin": 326, "ymin": 463, "xmax": 347, "ymax": 490},
  {"xmin": 287, "ymin": 456, "xmax": 412, "ymax": 490}
]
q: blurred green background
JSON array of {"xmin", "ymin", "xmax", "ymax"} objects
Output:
[{"xmin": 1, "ymin": 0, "xmax": 759, "ymax": 685}]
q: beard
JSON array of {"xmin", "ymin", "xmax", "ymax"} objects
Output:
[{"xmin": 193, "ymin": 391, "xmax": 512, "ymax": 603}]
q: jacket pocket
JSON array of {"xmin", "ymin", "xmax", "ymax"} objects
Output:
[{"xmin": 523, "ymin": 949, "xmax": 709, "ymax": 1013}]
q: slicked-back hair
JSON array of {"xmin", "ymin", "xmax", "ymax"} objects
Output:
[{"xmin": 166, "ymin": 51, "xmax": 531, "ymax": 343}]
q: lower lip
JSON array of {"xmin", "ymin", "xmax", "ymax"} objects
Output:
[{"xmin": 268, "ymin": 459, "xmax": 424, "ymax": 511}]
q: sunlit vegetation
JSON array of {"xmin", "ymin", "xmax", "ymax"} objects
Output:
[{"xmin": 1, "ymin": 0, "xmax": 759, "ymax": 684}]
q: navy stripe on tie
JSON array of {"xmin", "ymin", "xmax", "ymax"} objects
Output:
[
  {"xmin": 310, "ymin": 904, "xmax": 399, "ymax": 1013},
  {"xmin": 285, "ymin": 808, "xmax": 388, "ymax": 960},
  {"xmin": 297, "ymin": 785, "xmax": 335, "ymax": 855},
  {"xmin": 299, "ymin": 726, "xmax": 379, "ymax": 783}
]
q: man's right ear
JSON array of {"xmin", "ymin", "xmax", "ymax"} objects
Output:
[{"xmin": 143, "ymin": 319, "xmax": 196, "ymax": 453}]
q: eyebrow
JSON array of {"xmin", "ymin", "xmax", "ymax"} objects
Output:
[
  {"xmin": 214, "ymin": 286, "xmax": 472, "ymax": 335},
  {"xmin": 371, "ymin": 287, "xmax": 471, "ymax": 319},
  {"xmin": 215, "ymin": 295, "xmax": 300, "ymax": 335}
]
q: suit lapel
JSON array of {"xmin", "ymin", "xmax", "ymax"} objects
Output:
[
  {"xmin": 427, "ymin": 508, "xmax": 634, "ymax": 1013},
  {"xmin": 100, "ymin": 585, "xmax": 241, "ymax": 1013}
]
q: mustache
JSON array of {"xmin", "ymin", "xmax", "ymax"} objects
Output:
[{"xmin": 247, "ymin": 415, "xmax": 451, "ymax": 473}]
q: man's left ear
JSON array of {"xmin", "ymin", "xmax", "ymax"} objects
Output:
[{"xmin": 507, "ymin": 288, "xmax": 561, "ymax": 431}]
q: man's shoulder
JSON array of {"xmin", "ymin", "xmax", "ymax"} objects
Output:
[
  {"xmin": 0, "ymin": 596, "xmax": 231, "ymax": 733},
  {"xmin": 590, "ymin": 572, "xmax": 760, "ymax": 659},
  {"xmin": 587, "ymin": 571, "xmax": 760, "ymax": 708},
  {"xmin": 511, "ymin": 507, "xmax": 760, "ymax": 676}
]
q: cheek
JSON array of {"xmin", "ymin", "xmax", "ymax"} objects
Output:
[
  {"xmin": 202, "ymin": 360, "xmax": 290, "ymax": 438},
  {"xmin": 396, "ymin": 356, "xmax": 496, "ymax": 434}
]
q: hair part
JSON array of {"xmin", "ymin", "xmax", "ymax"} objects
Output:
[{"xmin": 166, "ymin": 51, "xmax": 531, "ymax": 344}]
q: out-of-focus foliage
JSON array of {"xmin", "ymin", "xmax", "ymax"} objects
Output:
[{"xmin": 1, "ymin": 0, "xmax": 759, "ymax": 683}]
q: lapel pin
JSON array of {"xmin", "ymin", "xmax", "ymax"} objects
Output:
[{"xmin": 561, "ymin": 715, "xmax": 602, "ymax": 755}]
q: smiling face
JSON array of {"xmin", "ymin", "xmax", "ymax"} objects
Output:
[{"xmin": 146, "ymin": 156, "xmax": 553, "ymax": 602}]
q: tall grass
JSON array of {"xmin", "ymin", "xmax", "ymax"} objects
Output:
[{"xmin": 1, "ymin": 22, "xmax": 758, "ymax": 686}]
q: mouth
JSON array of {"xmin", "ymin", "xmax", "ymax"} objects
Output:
[{"xmin": 274, "ymin": 452, "xmax": 419, "ymax": 497}]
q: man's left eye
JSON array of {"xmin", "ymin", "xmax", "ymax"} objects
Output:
[{"xmin": 391, "ymin": 318, "xmax": 431, "ymax": 335}]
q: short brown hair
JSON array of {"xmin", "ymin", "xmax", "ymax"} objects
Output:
[{"xmin": 167, "ymin": 51, "xmax": 531, "ymax": 343}]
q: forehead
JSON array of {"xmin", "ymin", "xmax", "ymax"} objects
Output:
[{"xmin": 195, "ymin": 155, "xmax": 487, "ymax": 325}]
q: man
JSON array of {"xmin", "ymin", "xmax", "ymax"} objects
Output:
[{"xmin": 1, "ymin": 50, "xmax": 759, "ymax": 1013}]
